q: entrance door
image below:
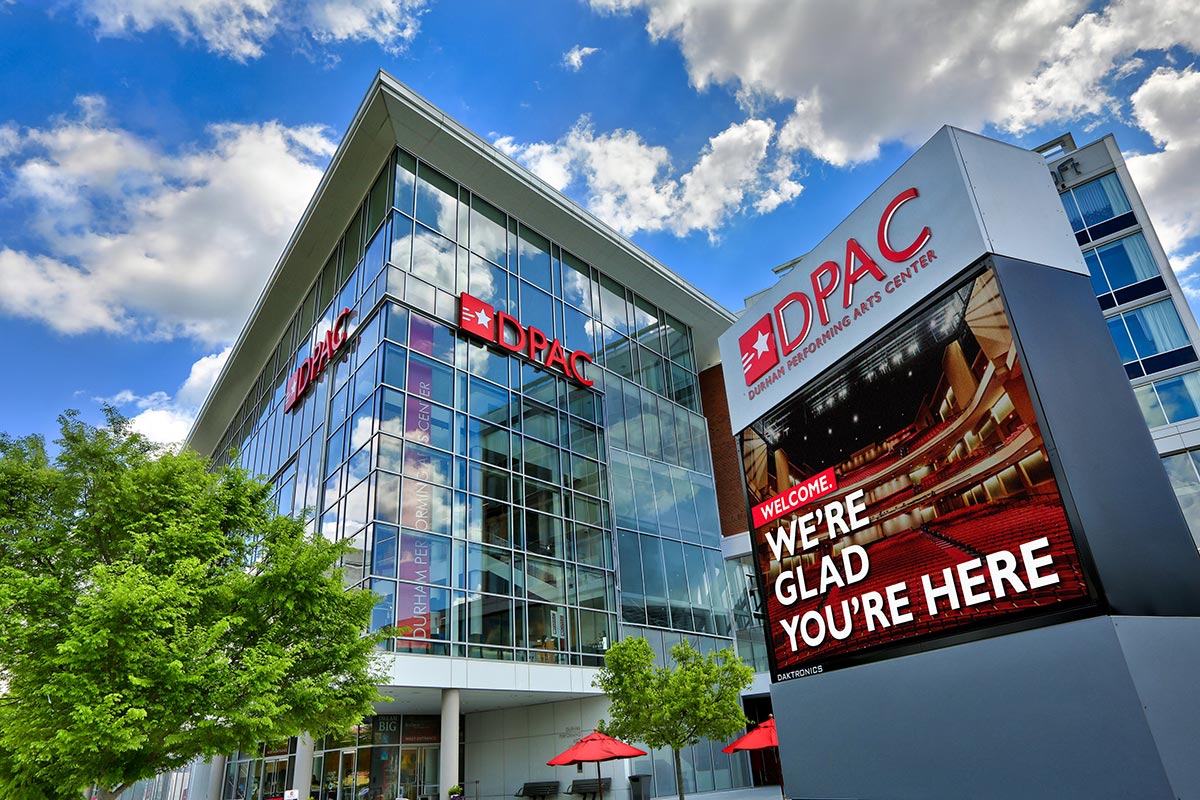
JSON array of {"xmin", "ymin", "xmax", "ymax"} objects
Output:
[{"xmin": 396, "ymin": 746, "xmax": 440, "ymax": 800}]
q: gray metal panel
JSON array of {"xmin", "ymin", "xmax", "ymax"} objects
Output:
[
  {"xmin": 1113, "ymin": 616, "xmax": 1200, "ymax": 799},
  {"xmin": 771, "ymin": 616, "xmax": 1174, "ymax": 800},
  {"xmin": 718, "ymin": 128, "xmax": 988, "ymax": 434},
  {"xmin": 951, "ymin": 129, "xmax": 1086, "ymax": 275},
  {"xmin": 991, "ymin": 255, "xmax": 1200, "ymax": 615}
]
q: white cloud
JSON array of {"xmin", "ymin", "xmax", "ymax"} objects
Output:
[
  {"xmin": 0, "ymin": 96, "xmax": 335, "ymax": 344},
  {"xmin": 590, "ymin": 0, "xmax": 1200, "ymax": 166},
  {"xmin": 563, "ymin": 45, "xmax": 600, "ymax": 72},
  {"xmin": 72, "ymin": 0, "xmax": 426, "ymax": 61},
  {"xmin": 1126, "ymin": 67, "xmax": 1200, "ymax": 292},
  {"xmin": 102, "ymin": 347, "xmax": 232, "ymax": 445},
  {"xmin": 495, "ymin": 117, "xmax": 800, "ymax": 238}
]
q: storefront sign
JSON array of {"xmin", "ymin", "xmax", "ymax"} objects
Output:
[
  {"xmin": 458, "ymin": 292, "xmax": 594, "ymax": 386},
  {"xmin": 719, "ymin": 127, "xmax": 1087, "ymax": 434},
  {"xmin": 283, "ymin": 307, "xmax": 354, "ymax": 413}
]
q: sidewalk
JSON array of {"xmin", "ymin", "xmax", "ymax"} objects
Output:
[{"xmin": 654, "ymin": 787, "xmax": 783, "ymax": 800}]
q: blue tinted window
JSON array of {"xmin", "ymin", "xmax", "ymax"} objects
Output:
[
  {"xmin": 1107, "ymin": 318, "xmax": 1137, "ymax": 363},
  {"xmin": 1124, "ymin": 300, "xmax": 1189, "ymax": 358}
]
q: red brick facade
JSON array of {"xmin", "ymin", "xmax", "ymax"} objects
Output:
[{"xmin": 699, "ymin": 363, "xmax": 749, "ymax": 538}]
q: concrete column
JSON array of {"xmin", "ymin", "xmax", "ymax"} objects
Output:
[
  {"xmin": 292, "ymin": 734, "xmax": 316, "ymax": 798},
  {"xmin": 206, "ymin": 755, "xmax": 227, "ymax": 800},
  {"xmin": 439, "ymin": 688, "xmax": 461, "ymax": 797}
]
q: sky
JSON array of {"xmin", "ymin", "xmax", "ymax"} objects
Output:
[{"xmin": 0, "ymin": 0, "xmax": 1198, "ymax": 446}]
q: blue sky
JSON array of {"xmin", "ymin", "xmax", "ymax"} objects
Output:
[{"xmin": 1, "ymin": 0, "xmax": 1198, "ymax": 444}]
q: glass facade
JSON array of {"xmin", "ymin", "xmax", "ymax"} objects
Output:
[
  {"xmin": 1162, "ymin": 449, "xmax": 1200, "ymax": 547},
  {"xmin": 1105, "ymin": 298, "xmax": 1197, "ymax": 379},
  {"xmin": 1060, "ymin": 172, "xmax": 1136, "ymax": 244},
  {"xmin": 211, "ymin": 145, "xmax": 732, "ymax": 666}
]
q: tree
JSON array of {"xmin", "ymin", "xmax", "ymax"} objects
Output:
[
  {"xmin": 0, "ymin": 409, "xmax": 388, "ymax": 800},
  {"xmin": 594, "ymin": 637, "xmax": 753, "ymax": 800}
]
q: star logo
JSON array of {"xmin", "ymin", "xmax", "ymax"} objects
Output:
[
  {"xmin": 459, "ymin": 292, "xmax": 497, "ymax": 344},
  {"xmin": 738, "ymin": 314, "xmax": 779, "ymax": 386},
  {"xmin": 753, "ymin": 329, "xmax": 771, "ymax": 357}
]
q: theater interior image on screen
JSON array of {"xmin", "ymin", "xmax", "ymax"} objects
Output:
[{"xmin": 741, "ymin": 267, "xmax": 1093, "ymax": 673}]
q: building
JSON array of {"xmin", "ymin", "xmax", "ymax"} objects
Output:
[
  {"xmin": 1036, "ymin": 133, "xmax": 1200, "ymax": 544},
  {"xmin": 184, "ymin": 71, "xmax": 754, "ymax": 800}
]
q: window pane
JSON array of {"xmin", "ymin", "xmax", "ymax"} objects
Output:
[
  {"xmin": 367, "ymin": 166, "xmax": 390, "ymax": 238},
  {"xmin": 1060, "ymin": 190, "xmax": 1083, "ymax": 232},
  {"xmin": 599, "ymin": 275, "xmax": 629, "ymax": 334},
  {"xmin": 1125, "ymin": 300, "xmax": 1189, "ymax": 358},
  {"xmin": 1134, "ymin": 384, "xmax": 1168, "ymax": 428},
  {"xmin": 415, "ymin": 163, "xmax": 458, "ymax": 238},
  {"xmin": 470, "ymin": 195, "xmax": 507, "ymax": 266},
  {"xmin": 1073, "ymin": 173, "xmax": 1131, "ymax": 227},
  {"xmin": 1096, "ymin": 233, "xmax": 1158, "ymax": 290},
  {"xmin": 518, "ymin": 225, "xmax": 552, "ymax": 286},
  {"xmin": 561, "ymin": 250, "xmax": 593, "ymax": 312},
  {"xmin": 411, "ymin": 225, "xmax": 458, "ymax": 291},
  {"xmin": 395, "ymin": 150, "xmax": 416, "ymax": 214},
  {"xmin": 520, "ymin": 282, "xmax": 554, "ymax": 335},
  {"xmin": 408, "ymin": 354, "xmax": 454, "ymax": 407},
  {"xmin": 469, "ymin": 254, "xmax": 507, "ymax": 309},
  {"xmin": 527, "ymin": 556, "xmax": 566, "ymax": 604},
  {"xmin": 401, "ymin": 479, "xmax": 452, "ymax": 535},
  {"xmin": 1162, "ymin": 452, "xmax": 1200, "ymax": 545},
  {"xmin": 371, "ymin": 578, "xmax": 395, "ymax": 633},
  {"xmin": 1156, "ymin": 371, "xmax": 1200, "ymax": 424},
  {"xmin": 467, "ymin": 544, "xmax": 512, "ymax": 595},
  {"xmin": 399, "ymin": 530, "xmax": 452, "ymax": 586},
  {"xmin": 1084, "ymin": 250, "xmax": 1109, "ymax": 296},
  {"xmin": 1107, "ymin": 317, "xmax": 1138, "ymax": 363}
]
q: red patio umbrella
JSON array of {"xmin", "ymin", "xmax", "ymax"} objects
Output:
[
  {"xmin": 723, "ymin": 716, "xmax": 784, "ymax": 798},
  {"xmin": 721, "ymin": 715, "xmax": 778, "ymax": 753},
  {"xmin": 548, "ymin": 731, "xmax": 647, "ymax": 800}
]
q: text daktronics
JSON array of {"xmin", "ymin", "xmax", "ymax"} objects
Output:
[
  {"xmin": 458, "ymin": 292, "xmax": 594, "ymax": 386},
  {"xmin": 284, "ymin": 307, "xmax": 354, "ymax": 413},
  {"xmin": 739, "ymin": 187, "xmax": 935, "ymax": 391}
]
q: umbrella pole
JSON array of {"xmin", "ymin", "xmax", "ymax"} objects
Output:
[{"xmin": 597, "ymin": 761, "xmax": 603, "ymax": 800}]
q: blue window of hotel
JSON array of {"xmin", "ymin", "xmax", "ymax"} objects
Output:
[
  {"xmin": 1061, "ymin": 172, "xmax": 1135, "ymax": 244},
  {"xmin": 1085, "ymin": 232, "xmax": 1166, "ymax": 309},
  {"xmin": 1107, "ymin": 299, "xmax": 1197, "ymax": 379}
]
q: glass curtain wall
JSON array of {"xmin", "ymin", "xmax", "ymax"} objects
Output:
[{"xmin": 210, "ymin": 144, "xmax": 733, "ymax": 665}]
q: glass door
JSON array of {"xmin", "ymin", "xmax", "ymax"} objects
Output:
[{"xmin": 396, "ymin": 746, "xmax": 440, "ymax": 800}]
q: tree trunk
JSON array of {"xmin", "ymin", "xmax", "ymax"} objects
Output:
[{"xmin": 673, "ymin": 748, "xmax": 685, "ymax": 800}]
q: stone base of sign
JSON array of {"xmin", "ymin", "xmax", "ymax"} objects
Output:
[{"xmin": 771, "ymin": 614, "xmax": 1200, "ymax": 800}]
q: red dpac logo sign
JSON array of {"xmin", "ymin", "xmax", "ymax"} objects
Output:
[
  {"xmin": 284, "ymin": 307, "xmax": 354, "ymax": 413},
  {"xmin": 737, "ymin": 187, "xmax": 934, "ymax": 388},
  {"xmin": 458, "ymin": 292, "xmax": 594, "ymax": 386},
  {"xmin": 739, "ymin": 313, "xmax": 780, "ymax": 385}
]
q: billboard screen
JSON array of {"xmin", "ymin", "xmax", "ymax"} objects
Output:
[{"xmin": 742, "ymin": 266, "xmax": 1093, "ymax": 681}]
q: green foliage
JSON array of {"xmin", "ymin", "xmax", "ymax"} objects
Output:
[
  {"xmin": 594, "ymin": 637, "xmax": 753, "ymax": 800},
  {"xmin": 0, "ymin": 409, "xmax": 388, "ymax": 799}
]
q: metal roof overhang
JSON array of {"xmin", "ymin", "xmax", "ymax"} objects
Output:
[{"xmin": 188, "ymin": 71, "xmax": 736, "ymax": 458}]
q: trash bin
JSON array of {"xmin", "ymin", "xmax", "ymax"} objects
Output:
[{"xmin": 629, "ymin": 774, "xmax": 652, "ymax": 800}]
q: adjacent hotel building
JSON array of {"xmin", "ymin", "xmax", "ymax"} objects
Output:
[{"xmin": 184, "ymin": 70, "xmax": 1199, "ymax": 800}]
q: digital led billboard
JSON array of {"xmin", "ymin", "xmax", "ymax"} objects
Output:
[{"xmin": 742, "ymin": 267, "xmax": 1093, "ymax": 681}]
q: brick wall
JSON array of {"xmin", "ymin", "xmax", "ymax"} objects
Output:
[{"xmin": 699, "ymin": 363, "xmax": 749, "ymax": 537}]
